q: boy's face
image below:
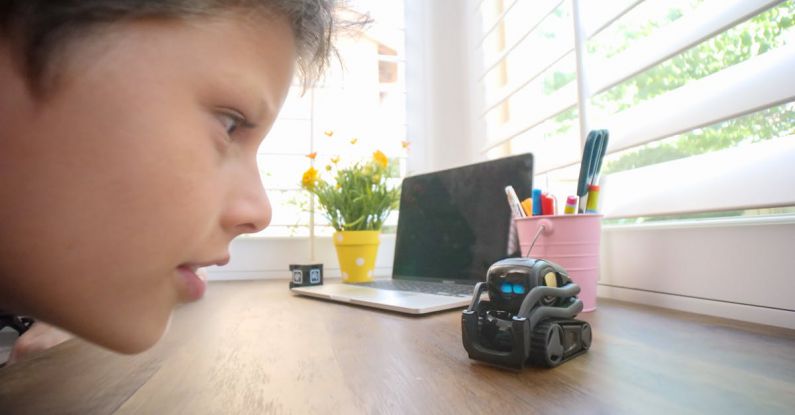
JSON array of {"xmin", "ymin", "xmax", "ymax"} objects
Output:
[{"xmin": 0, "ymin": 13, "xmax": 295, "ymax": 353}]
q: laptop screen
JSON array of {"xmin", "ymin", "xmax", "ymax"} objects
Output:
[{"xmin": 392, "ymin": 154, "xmax": 533, "ymax": 283}]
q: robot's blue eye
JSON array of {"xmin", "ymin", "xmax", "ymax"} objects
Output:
[
  {"xmin": 512, "ymin": 284, "xmax": 526, "ymax": 294},
  {"xmin": 500, "ymin": 282, "xmax": 512, "ymax": 294}
]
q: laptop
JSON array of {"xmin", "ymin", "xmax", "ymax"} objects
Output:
[{"xmin": 291, "ymin": 153, "xmax": 534, "ymax": 314}]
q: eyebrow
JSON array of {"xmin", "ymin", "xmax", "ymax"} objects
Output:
[{"xmin": 251, "ymin": 97, "xmax": 276, "ymax": 128}]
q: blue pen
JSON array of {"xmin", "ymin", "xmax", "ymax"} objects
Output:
[{"xmin": 532, "ymin": 188, "xmax": 542, "ymax": 216}]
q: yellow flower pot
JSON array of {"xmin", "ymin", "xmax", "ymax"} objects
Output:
[{"xmin": 333, "ymin": 230, "xmax": 380, "ymax": 283}]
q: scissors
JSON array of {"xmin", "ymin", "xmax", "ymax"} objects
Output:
[{"xmin": 576, "ymin": 129, "xmax": 609, "ymax": 213}]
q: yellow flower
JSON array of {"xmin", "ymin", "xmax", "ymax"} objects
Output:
[
  {"xmin": 350, "ymin": 137, "xmax": 358, "ymax": 145},
  {"xmin": 301, "ymin": 167, "xmax": 319, "ymax": 189},
  {"xmin": 306, "ymin": 152, "xmax": 317, "ymax": 160},
  {"xmin": 296, "ymin": 147, "xmax": 400, "ymax": 232},
  {"xmin": 323, "ymin": 130, "xmax": 334, "ymax": 137},
  {"xmin": 401, "ymin": 140, "xmax": 411, "ymax": 150},
  {"xmin": 372, "ymin": 150, "xmax": 388, "ymax": 168}
]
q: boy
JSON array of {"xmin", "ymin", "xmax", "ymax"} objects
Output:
[{"xmin": 0, "ymin": 1, "xmax": 336, "ymax": 359}]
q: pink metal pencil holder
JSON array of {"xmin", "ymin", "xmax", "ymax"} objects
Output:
[{"xmin": 514, "ymin": 214, "xmax": 602, "ymax": 312}]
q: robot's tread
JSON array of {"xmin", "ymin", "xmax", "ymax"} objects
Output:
[{"xmin": 529, "ymin": 319, "xmax": 591, "ymax": 368}]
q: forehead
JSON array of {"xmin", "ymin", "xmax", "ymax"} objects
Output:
[{"xmin": 48, "ymin": 11, "xmax": 297, "ymax": 110}]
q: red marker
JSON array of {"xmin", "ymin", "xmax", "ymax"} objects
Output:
[{"xmin": 541, "ymin": 193, "xmax": 556, "ymax": 215}]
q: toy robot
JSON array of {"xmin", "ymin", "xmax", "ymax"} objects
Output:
[{"xmin": 462, "ymin": 258, "xmax": 591, "ymax": 369}]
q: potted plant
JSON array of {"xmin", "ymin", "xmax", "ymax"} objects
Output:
[{"xmin": 300, "ymin": 145, "xmax": 401, "ymax": 283}]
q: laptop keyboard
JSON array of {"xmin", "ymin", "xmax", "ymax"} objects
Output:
[{"xmin": 356, "ymin": 280, "xmax": 475, "ymax": 297}]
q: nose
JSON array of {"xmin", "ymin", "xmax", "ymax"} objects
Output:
[{"xmin": 221, "ymin": 162, "xmax": 272, "ymax": 236}]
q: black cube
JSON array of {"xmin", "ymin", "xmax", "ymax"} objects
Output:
[{"xmin": 289, "ymin": 264, "xmax": 323, "ymax": 288}]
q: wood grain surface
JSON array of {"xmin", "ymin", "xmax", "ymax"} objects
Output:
[{"xmin": 1, "ymin": 280, "xmax": 793, "ymax": 414}]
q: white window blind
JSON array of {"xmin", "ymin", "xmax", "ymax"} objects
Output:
[{"xmin": 475, "ymin": 0, "xmax": 795, "ymax": 219}]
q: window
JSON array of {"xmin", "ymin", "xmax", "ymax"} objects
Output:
[
  {"xmin": 476, "ymin": 0, "xmax": 795, "ymax": 221},
  {"xmin": 252, "ymin": 1, "xmax": 407, "ymax": 238},
  {"xmin": 472, "ymin": 0, "xmax": 795, "ymax": 325}
]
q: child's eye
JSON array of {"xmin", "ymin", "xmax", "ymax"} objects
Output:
[{"xmin": 216, "ymin": 111, "xmax": 246, "ymax": 136}]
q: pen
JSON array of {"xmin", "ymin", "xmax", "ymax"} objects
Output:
[
  {"xmin": 521, "ymin": 198, "xmax": 533, "ymax": 216},
  {"xmin": 576, "ymin": 131, "xmax": 597, "ymax": 213},
  {"xmin": 504, "ymin": 186, "xmax": 526, "ymax": 218},
  {"xmin": 576, "ymin": 129, "xmax": 610, "ymax": 213},
  {"xmin": 541, "ymin": 193, "xmax": 556, "ymax": 215},
  {"xmin": 564, "ymin": 196, "xmax": 578, "ymax": 214},
  {"xmin": 585, "ymin": 184, "xmax": 600, "ymax": 213},
  {"xmin": 590, "ymin": 130, "xmax": 609, "ymax": 188},
  {"xmin": 532, "ymin": 188, "xmax": 542, "ymax": 216}
]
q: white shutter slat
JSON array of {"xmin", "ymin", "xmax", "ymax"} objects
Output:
[
  {"xmin": 588, "ymin": 0, "xmax": 782, "ymax": 95},
  {"xmin": 605, "ymin": 43, "xmax": 795, "ymax": 154},
  {"xmin": 600, "ymin": 137, "xmax": 795, "ymax": 218},
  {"xmin": 483, "ymin": 83, "xmax": 578, "ymax": 151},
  {"xmin": 583, "ymin": 0, "xmax": 644, "ymax": 39},
  {"xmin": 479, "ymin": 0, "xmax": 564, "ymax": 77}
]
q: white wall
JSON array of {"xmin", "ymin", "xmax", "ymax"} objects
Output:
[{"xmin": 600, "ymin": 218, "xmax": 795, "ymax": 329}]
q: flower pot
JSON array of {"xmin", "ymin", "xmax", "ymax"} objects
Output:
[{"xmin": 333, "ymin": 230, "xmax": 380, "ymax": 283}]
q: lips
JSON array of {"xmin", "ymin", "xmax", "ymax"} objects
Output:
[
  {"xmin": 187, "ymin": 256, "xmax": 230, "ymax": 268},
  {"xmin": 175, "ymin": 256, "xmax": 229, "ymax": 302},
  {"xmin": 176, "ymin": 265, "xmax": 207, "ymax": 302}
]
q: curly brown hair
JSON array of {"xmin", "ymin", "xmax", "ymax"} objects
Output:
[{"xmin": 0, "ymin": 0, "xmax": 338, "ymax": 94}]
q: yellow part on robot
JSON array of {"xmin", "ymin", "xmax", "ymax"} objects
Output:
[{"xmin": 544, "ymin": 272, "xmax": 558, "ymax": 287}]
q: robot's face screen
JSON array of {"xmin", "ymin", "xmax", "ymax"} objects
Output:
[
  {"xmin": 495, "ymin": 272, "xmax": 529, "ymax": 300},
  {"xmin": 500, "ymin": 282, "xmax": 526, "ymax": 295}
]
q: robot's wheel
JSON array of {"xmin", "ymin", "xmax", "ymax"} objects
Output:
[
  {"xmin": 529, "ymin": 319, "xmax": 591, "ymax": 368},
  {"xmin": 581, "ymin": 322, "xmax": 592, "ymax": 350},
  {"xmin": 529, "ymin": 320, "xmax": 564, "ymax": 368}
]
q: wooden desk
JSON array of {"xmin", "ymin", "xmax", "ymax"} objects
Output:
[{"xmin": 1, "ymin": 280, "xmax": 793, "ymax": 414}]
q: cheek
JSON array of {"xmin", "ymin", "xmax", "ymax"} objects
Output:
[
  {"xmin": 2, "ymin": 105, "xmax": 222, "ymax": 350},
  {"xmin": 118, "ymin": 129, "xmax": 224, "ymax": 255}
]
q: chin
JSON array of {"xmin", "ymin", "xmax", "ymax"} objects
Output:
[{"xmin": 81, "ymin": 310, "xmax": 173, "ymax": 355}]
